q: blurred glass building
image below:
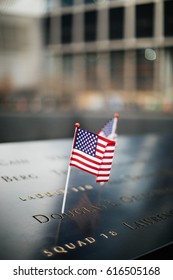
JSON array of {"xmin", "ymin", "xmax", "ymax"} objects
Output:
[
  {"xmin": 41, "ymin": 0, "xmax": 173, "ymax": 112},
  {"xmin": 0, "ymin": 0, "xmax": 173, "ymax": 114}
]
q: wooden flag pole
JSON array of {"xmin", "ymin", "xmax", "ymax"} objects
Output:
[{"xmin": 61, "ymin": 122, "xmax": 80, "ymax": 213}]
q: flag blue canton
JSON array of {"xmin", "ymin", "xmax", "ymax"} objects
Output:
[
  {"xmin": 74, "ymin": 128, "xmax": 98, "ymax": 157},
  {"xmin": 102, "ymin": 119, "xmax": 114, "ymax": 137}
]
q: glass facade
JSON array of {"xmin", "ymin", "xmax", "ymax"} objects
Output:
[
  {"xmin": 86, "ymin": 53, "xmax": 98, "ymax": 89},
  {"xmin": 110, "ymin": 51, "xmax": 124, "ymax": 90},
  {"xmin": 0, "ymin": 0, "xmax": 173, "ymax": 115},
  {"xmin": 109, "ymin": 8, "xmax": 124, "ymax": 40},
  {"xmin": 61, "ymin": 14, "xmax": 73, "ymax": 44},
  {"xmin": 43, "ymin": 16, "xmax": 51, "ymax": 45},
  {"xmin": 61, "ymin": 0, "xmax": 74, "ymax": 7},
  {"xmin": 135, "ymin": 4, "xmax": 154, "ymax": 38},
  {"xmin": 84, "ymin": 0, "xmax": 94, "ymax": 4},
  {"xmin": 136, "ymin": 49, "xmax": 154, "ymax": 91},
  {"xmin": 62, "ymin": 54, "xmax": 73, "ymax": 77},
  {"xmin": 164, "ymin": 0, "xmax": 173, "ymax": 37},
  {"xmin": 84, "ymin": 10, "xmax": 97, "ymax": 42}
]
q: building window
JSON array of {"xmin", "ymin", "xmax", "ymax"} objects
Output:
[
  {"xmin": 61, "ymin": 14, "xmax": 73, "ymax": 44},
  {"xmin": 61, "ymin": 54, "xmax": 74, "ymax": 103},
  {"xmin": 110, "ymin": 51, "xmax": 124, "ymax": 89},
  {"xmin": 42, "ymin": 16, "xmax": 51, "ymax": 45},
  {"xmin": 135, "ymin": 4, "xmax": 154, "ymax": 38},
  {"xmin": 164, "ymin": 0, "xmax": 173, "ymax": 37},
  {"xmin": 109, "ymin": 8, "xmax": 124, "ymax": 40},
  {"xmin": 136, "ymin": 49, "xmax": 154, "ymax": 91},
  {"xmin": 61, "ymin": 0, "xmax": 74, "ymax": 7},
  {"xmin": 84, "ymin": 10, "xmax": 97, "ymax": 42},
  {"xmin": 84, "ymin": 0, "xmax": 94, "ymax": 4}
]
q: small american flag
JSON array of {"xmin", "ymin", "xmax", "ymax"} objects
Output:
[
  {"xmin": 96, "ymin": 141, "xmax": 115, "ymax": 182},
  {"xmin": 70, "ymin": 127, "xmax": 115, "ymax": 182},
  {"xmin": 98, "ymin": 113, "xmax": 119, "ymax": 140}
]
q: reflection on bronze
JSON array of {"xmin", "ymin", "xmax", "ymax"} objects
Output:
[{"xmin": 71, "ymin": 193, "xmax": 100, "ymax": 234}]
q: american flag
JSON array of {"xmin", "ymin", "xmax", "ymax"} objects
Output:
[
  {"xmin": 97, "ymin": 114, "xmax": 119, "ymax": 182},
  {"xmin": 98, "ymin": 113, "xmax": 119, "ymax": 140},
  {"xmin": 70, "ymin": 127, "xmax": 115, "ymax": 182},
  {"xmin": 96, "ymin": 141, "xmax": 115, "ymax": 182}
]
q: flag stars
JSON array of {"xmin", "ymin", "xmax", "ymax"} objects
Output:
[
  {"xmin": 74, "ymin": 128, "xmax": 98, "ymax": 157},
  {"xmin": 102, "ymin": 119, "xmax": 114, "ymax": 137}
]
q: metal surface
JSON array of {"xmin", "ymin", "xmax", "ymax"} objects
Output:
[{"xmin": 0, "ymin": 133, "xmax": 173, "ymax": 260}]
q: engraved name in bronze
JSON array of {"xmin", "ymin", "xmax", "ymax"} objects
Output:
[
  {"xmin": 1, "ymin": 174, "xmax": 38, "ymax": 183},
  {"xmin": 19, "ymin": 184, "xmax": 93, "ymax": 202},
  {"xmin": 0, "ymin": 159, "xmax": 29, "ymax": 166},
  {"xmin": 120, "ymin": 186, "xmax": 173, "ymax": 203},
  {"xmin": 123, "ymin": 209, "xmax": 173, "ymax": 230},
  {"xmin": 32, "ymin": 185, "xmax": 173, "ymax": 224},
  {"xmin": 46, "ymin": 155, "xmax": 68, "ymax": 161},
  {"xmin": 43, "ymin": 230, "xmax": 118, "ymax": 257},
  {"xmin": 32, "ymin": 200, "xmax": 118, "ymax": 224}
]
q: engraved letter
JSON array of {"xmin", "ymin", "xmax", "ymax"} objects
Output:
[
  {"xmin": 134, "ymin": 221, "xmax": 145, "ymax": 228},
  {"xmin": 29, "ymin": 174, "xmax": 38, "ymax": 179},
  {"xmin": 123, "ymin": 222, "xmax": 136, "ymax": 230},
  {"xmin": 45, "ymin": 192, "xmax": 53, "ymax": 197},
  {"xmin": 85, "ymin": 185, "xmax": 93, "ymax": 190},
  {"xmin": 120, "ymin": 196, "xmax": 133, "ymax": 203},
  {"xmin": 63, "ymin": 211, "xmax": 75, "ymax": 217},
  {"xmin": 85, "ymin": 237, "xmax": 96, "ymax": 243},
  {"xmin": 109, "ymin": 231, "xmax": 118, "ymax": 236},
  {"xmin": 77, "ymin": 240, "xmax": 87, "ymax": 247},
  {"xmin": 78, "ymin": 186, "xmax": 85, "ymax": 191},
  {"xmin": 1, "ymin": 176, "xmax": 13, "ymax": 182},
  {"xmin": 32, "ymin": 215, "xmax": 50, "ymax": 223},
  {"xmin": 65, "ymin": 243, "xmax": 76, "ymax": 250},
  {"xmin": 72, "ymin": 187, "xmax": 78, "ymax": 192},
  {"xmin": 100, "ymin": 234, "xmax": 108, "ymax": 238},
  {"xmin": 140, "ymin": 218, "xmax": 155, "ymax": 225},
  {"xmin": 36, "ymin": 194, "xmax": 44, "ymax": 199},
  {"xmin": 51, "ymin": 213, "xmax": 63, "ymax": 220},
  {"xmin": 43, "ymin": 249, "xmax": 53, "ymax": 257},
  {"xmin": 54, "ymin": 246, "xmax": 67, "ymax": 254},
  {"xmin": 90, "ymin": 204, "xmax": 105, "ymax": 212},
  {"xmin": 19, "ymin": 197, "xmax": 27, "ymax": 201},
  {"xmin": 73, "ymin": 208, "xmax": 83, "ymax": 215},
  {"xmin": 103, "ymin": 200, "xmax": 117, "ymax": 207},
  {"xmin": 80, "ymin": 207, "xmax": 91, "ymax": 214},
  {"xmin": 28, "ymin": 196, "xmax": 36, "ymax": 200}
]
